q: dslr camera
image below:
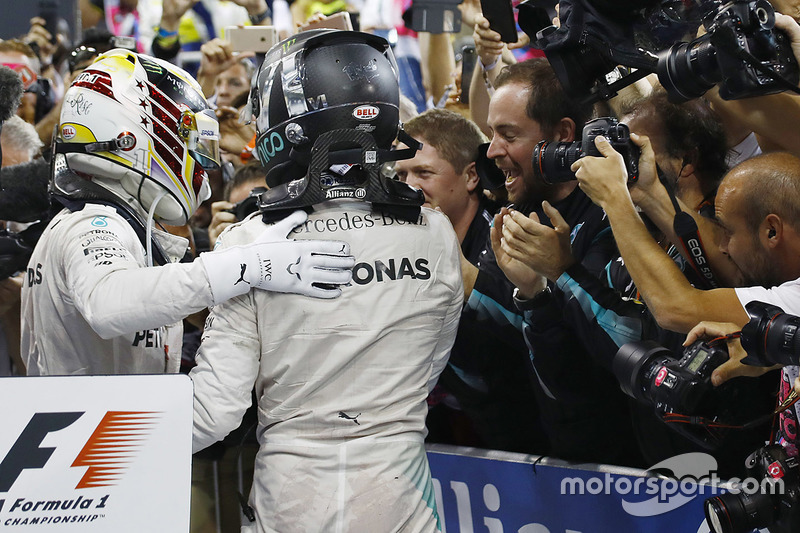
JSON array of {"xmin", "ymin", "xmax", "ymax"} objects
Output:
[
  {"xmin": 658, "ymin": 0, "xmax": 800, "ymax": 101},
  {"xmin": 704, "ymin": 444, "xmax": 800, "ymax": 533},
  {"xmin": 532, "ymin": 117, "xmax": 640, "ymax": 184},
  {"xmin": 518, "ymin": 0, "xmax": 800, "ymax": 104},
  {"xmin": 0, "ymin": 221, "xmax": 48, "ymax": 281},
  {"xmin": 613, "ymin": 300, "xmax": 800, "ymax": 448},
  {"xmin": 0, "ymin": 229, "xmax": 35, "ymax": 280},
  {"xmin": 740, "ymin": 300, "xmax": 800, "ymax": 367},
  {"xmin": 226, "ymin": 187, "xmax": 267, "ymax": 221},
  {"xmin": 613, "ymin": 338, "xmax": 731, "ymax": 448}
]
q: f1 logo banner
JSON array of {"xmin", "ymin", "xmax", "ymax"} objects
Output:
[{"xmin": 0, "ymin": 375, "xmax": 192, "ymax": 532}]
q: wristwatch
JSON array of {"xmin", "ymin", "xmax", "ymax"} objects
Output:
[
  {"xmin": 513, "ymin": 286, "xmax": 552, "ymax": 311},
  {"xmin": 249, "ymin": 7, "xmax": 272, "ymax": 25}
]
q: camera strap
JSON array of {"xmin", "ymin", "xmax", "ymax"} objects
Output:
[{"xmin": 659, "ymin": 169, "xmax": 719, "ymax": 290}]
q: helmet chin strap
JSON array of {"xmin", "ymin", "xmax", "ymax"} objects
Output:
[
  {"xmin": 258, "ymin": 128, "xmax": 424, "ymax": 223},
  {"xmin": 145, "ymin": 189, "xmax": 169, "ymax": 268}
]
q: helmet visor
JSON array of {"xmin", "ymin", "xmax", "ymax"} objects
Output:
[{"xmin": 189, "ymin": 109, "xmax": 221, "ymax": 170}]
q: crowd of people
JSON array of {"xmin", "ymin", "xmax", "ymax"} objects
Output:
[{"xmin": 4, "ymin": 0, "xmax": 800, "ymax": 531}]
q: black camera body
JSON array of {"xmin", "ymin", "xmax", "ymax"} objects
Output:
[
  {"xmin": 0, "ymin": 226, "xmax": 40, "ymax": 280},
  {"xmin": 519, "ymin": 0, "xmax": 800, "ymax": 104},
  {"xmin": 532, "ymin": 117, "xmax": 640, "ymax": 184},
  {"xmin": 658, "ymin": 0, "xmax": 800, "ymax": 102},
  {"xmin": 705, "ymin": 444, "xmax": 800, "ymax": 533},
  {"xmin": 740, "ymin": 300, "xmax": 800, "ymax": 367},
  {"xmin": 613, "ymin": 338, "xmax": 731, "ymax": 447},
  {"xmin": 226, "ymin": 187, "xmax": 267, "ymax": 221}
]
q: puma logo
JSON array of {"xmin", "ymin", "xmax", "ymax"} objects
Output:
[
  {"xmin": 338, "ymin": 411, "xmax": 361, "ymax": 425},
  {"xmin": 234, "ymin": 263, "xmax": 249, "ymax": 285}
]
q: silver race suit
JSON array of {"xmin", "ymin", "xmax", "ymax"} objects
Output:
[
  {"xmin": 191, "ymin": 201, "xmax": 463, "ymax": 533},
  {"xmin": 21, "ymin": 203, "xmax": 214, "ymax": 375}
]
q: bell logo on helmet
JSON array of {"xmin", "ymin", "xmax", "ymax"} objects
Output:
[
  {"xmin": 61, "ymin": 125, "xmax": 76, "ymax": 140},
  {"xmin": 353, "ymin": 105, "xmax": 379, "ymax": 121}
]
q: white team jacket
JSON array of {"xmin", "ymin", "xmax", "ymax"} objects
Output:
[
  {"xmin": 21, "ymin": 203, "xmax": 214, "ymax": 375},
  {"xmin": 191, "ymin": 201, "xmax": 463, "ymax": 533}
]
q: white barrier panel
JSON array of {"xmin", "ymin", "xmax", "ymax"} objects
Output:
[{"xmin": 0, "ymin": 375, "xmax": 192, "ymax": 532}]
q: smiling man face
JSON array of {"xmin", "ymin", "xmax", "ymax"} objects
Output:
[
  {"xmin": 483, "ymin": 59, "xmax": 587, "ymax": 208},
  {"xmin": 485, "ymin": 81, "xmax": 549, "ymax": 206}
]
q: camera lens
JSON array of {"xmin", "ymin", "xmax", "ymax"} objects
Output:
[
  {"xmin": 612, "ymin": 340, "xmax": 672, "ymax": 403},
  {"xmin": 532, "ymin": 140, "xmax": 582, "ymax": 184},
  {"xmin": 657, "ymin": 36, "xmax": 720, "ymax": 102},
  {"xmin": 704, "ymin": 492, "xmax": 775, "ymax": 533},
  {"xmin": 742, "ymin": 301, "xmax": 800, "ymax": 366}
]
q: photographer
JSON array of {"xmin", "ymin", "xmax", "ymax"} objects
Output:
[
  {"xmin": 456, "ymin": 58, "xmax": 642, "ymax": 465},
  {"xmin": 492, "ymin": 89, "xmax": 774, "ymax": 470},
  {"xmin": 1, "ymin": 115, "xmax": 45, "ymax": 377},
  {"xmin": 705, "ymin": 12, "xmax": 800, "ymax": 157},
  {"xmin": 572, "ymin": 137, "xmax": 800, "ymax": 446},
  {"xmin": 207, "ymin": 161, "xmax": 266, "ymax": 248}
]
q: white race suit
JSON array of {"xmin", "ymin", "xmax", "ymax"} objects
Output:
[{"xmin": 191, "ymin": 201, "xmax": 463, "ymax": 532}]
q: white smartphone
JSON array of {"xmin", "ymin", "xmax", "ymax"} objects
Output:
[
  {"xmin": 224, "ymin": 26, "xmax": 279, "ymax": 53},
  {"xmin": 298, "ymin": 12, "xmax": 354, "ymax": 32}
]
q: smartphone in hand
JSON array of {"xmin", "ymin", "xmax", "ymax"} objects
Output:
[
  {"xmin": 480, "ymin": 0, "xmax": 518, "ymax": 43},
  {"xmin": 224, "ymin": 26, "xmax": 278, "ymax": 53},
  {"xmin": 407, "ymin": 0, "xmax": 463, "ymax": 34},
  {"xmin": 298, "ymin": 12, "xmax": 354, "ymax": 32},
  {"xmin": 460, "ymin": 45, "xmax": 477, "ymax": 105}
]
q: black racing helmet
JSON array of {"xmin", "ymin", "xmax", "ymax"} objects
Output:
[{"xmin": 251, "ymin": 30, "xmax": 401, "ymax": 187}]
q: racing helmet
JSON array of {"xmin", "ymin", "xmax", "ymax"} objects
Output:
[
  {"xmin": 55, "ymin": 49, "xmax": 220, "ymax": 225},
  {"xmin": 251, "ymin": 30, "xmax": 401, "ymax": 187}
]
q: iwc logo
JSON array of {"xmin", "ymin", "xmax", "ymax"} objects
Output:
[{"xmin": 353, "ymin": 105, "xmax": 379, "ymax": 121}]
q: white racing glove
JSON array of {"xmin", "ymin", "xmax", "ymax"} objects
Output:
[{"xmin": 199, "ymin": 210, "xmax": 355, "ymax": 304}]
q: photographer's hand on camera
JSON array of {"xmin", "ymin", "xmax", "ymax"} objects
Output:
[
  {"xmin": 490, "ymin": 208, "xmax": 548, "ymax": 299},
  {"xmin": 624, "ymin": 133, "xmax": 662, "ymax": 209},
  {"xmin": 684, "ymin": 320, "xmax": 781, "ymax": 386},
  {"xmin": 776, "ymin": 13, "xmax": 800, "ymax": 77},
  {"xmin": 571, "ymin": 136, "xmax": 633, "ymax": 211},
  {"xmin": 495, "ymin": 203, "xmax": 575, "ymax": 282},
  {"xmin": 208, "ymin": 200, "xmax": 237, "ymax": 249}
]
